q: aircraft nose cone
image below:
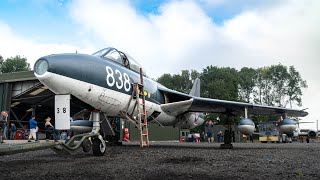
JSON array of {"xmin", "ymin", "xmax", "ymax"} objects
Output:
[{"xmin": 34, "ymin": 58, "xmax": 49, "ymax": 76}]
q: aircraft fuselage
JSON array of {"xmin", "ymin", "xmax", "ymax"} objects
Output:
[{"xmin": 34, "ymin": 52, "xmax": 202, "ymax": 128}]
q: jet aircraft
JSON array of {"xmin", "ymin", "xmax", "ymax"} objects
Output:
[
  {"xmin": 34, "ymin": 47, "xmax": 308, "ymax": 155},
  {"xmin": 293, "ymin": 121, "xmax": 318, "ymax": 141}
]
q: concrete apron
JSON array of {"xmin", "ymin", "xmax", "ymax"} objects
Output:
[{"xmin": 0, "ymin": 140, "xmax": 59, "ymax": 156}]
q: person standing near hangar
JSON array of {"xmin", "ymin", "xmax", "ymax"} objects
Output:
[
  {"xmin": 0, "ymin": 111, "xmax": 8, "ymax": 143},
  {"xmin": 205, "ymin": 120, "xmax": 214, "ymax": 143},
  {"xmin": 28, "ymin": 115, "xmax": 38, "ymax": 142},
  {"xmin": 9, "ymin": 123, "xmax": 17, "ymax": 140}
]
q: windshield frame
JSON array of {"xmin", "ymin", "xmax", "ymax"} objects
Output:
[{"xmin": 92, "ymin": 48, "xmax": 147, "ymax": 76}]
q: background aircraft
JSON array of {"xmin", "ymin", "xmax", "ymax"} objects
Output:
[
  {"xmin": 34, "ymin": 47, "xmax": 308, "ymax": 155},
  {"xmin": 292, "ymin": 121, "xmax": 318, "ymax": 141}
]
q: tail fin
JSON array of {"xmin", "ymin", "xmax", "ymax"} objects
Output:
[{"xmin": 189, "ymin": 78, "xmax": 200, "ymax": 97}]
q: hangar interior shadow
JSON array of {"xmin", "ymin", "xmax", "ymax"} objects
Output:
[{"xmin": 10, "ymin": 83, "xmax": 92, "ymax": 130}]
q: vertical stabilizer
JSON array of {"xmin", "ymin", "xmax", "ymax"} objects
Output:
[{"xmin": 189, "ymin": 78, "xmax": 200, "ymax": 97}]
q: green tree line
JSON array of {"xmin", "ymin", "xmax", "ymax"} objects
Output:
[
  {"xmin": 0, "ymin": 55, "xmax": 30, "ymax": 74},
  {"xmin": 157, "ymin": 63, "xmax": 307, "ymax": 109}
]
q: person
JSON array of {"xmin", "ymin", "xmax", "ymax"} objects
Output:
[
  {"xmin": 3, "ymin": 121, "xmax": 8, "ymax": 140},
  {"xmin": 45, "ymin": 117, "xmax": 54, "ymax": 140},
  {"xmin": 28, "ymin": 115, "xmax": 38, "ymax": 142},
  {"xmin": 0, "ymin": 111, "xmax": 8, "ymax": 143},
  {"xmin": 205, "ymin": 120, "xmax": 214, "ymax": 143},
  {"xmin": 194, "ymin": 133, "xmax": 200, "ymax": 142},
  {"xmin": 242, "ymin": 134, "xmax": 247, "ymax": 143},
  {"xmin": 67, "ymin": 117, "xmax": 73, "ymax": 140},
  {"xmin": 0, "ymin": 124, "xmax": 4, "ymax": 143},
  {"xmin": 9, "ymin": 123, "xmax": 17, "ymax": 140},
  {"xmin": 217, "ymin": 131, "xmax": 223, "ymax": 143},
  {"xmin": 250, "ymin": 134, "xmax": 254, "ymax": 143},
  {"xmin": 306, "ymin": 136, "xmax": 310, "ymax": 143},
  {"xmin": 111, "ymin": 119, "xmax": 119, "ymax": 142},
  {"xmin": 35, "ymin": 126, "xmax": 39, "ymax": 141},
  {"xmin": 299, "ymin": 135, "xmax": 304, "ymax": 143},
  {"xmin": 44, "ymin": 117, "xmax": 59, "ymax": 142}
]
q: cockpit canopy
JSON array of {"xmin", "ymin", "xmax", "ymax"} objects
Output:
[{"xmin": 92, "ymin": 47, "xmax": 146, "ymax": 76}]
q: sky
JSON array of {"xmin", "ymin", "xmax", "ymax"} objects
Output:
[{"xmin": 0, "ymin": 0, "xmax": 319, "ymax": 129}]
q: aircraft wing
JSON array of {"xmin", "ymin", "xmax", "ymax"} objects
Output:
[
  {"xmin": 189, "ymin": 97, "xmax": 308, "ymax": 116},
  {"xmin": 159, "ymin": 87, "xmax": 308, "ymax": 117}
]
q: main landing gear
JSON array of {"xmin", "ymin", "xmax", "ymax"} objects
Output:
[
  {"xmin": 52, "ymin": 111, "xmax": 107, "ymax": 156},
  {"xmin": 220, "ymin": 115, "xmax": 234, "ymax": 149}
]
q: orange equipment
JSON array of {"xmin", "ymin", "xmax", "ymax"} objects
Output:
[{"xmin": 123, "ymin": 128, "xmax": 130, "ymax": 142}]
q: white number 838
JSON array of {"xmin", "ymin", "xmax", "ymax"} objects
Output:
[{"xmin": 106, "ymin": 66, "xmax": 131, "ymax": 92}]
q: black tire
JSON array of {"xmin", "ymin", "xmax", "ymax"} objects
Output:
[
  {"xmin": 82, "ymin": 138, "xmax": 92, "ymax": 153},
  {"xmin": 92, "ymin": 138, "xmax": 106, "ymax": 156},
  {"xmin": 261, "ymin": 141, "xmax": 267, "ymax": 143}
]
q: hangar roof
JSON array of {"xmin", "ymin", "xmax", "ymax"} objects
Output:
[{"xmin": 0, "ymin": 71, "xmax": 36, "ymax": 82}]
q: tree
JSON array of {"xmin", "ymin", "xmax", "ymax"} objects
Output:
[
  {"xmin": 253, "ymin": 64, "xmax": 307, "ymax": 108},
  {"xmin": 286, "ymin": 66, "xmax": 307, "ymax": 108},
  {"xmin": 157, "ymin": 70, "xmax": 195, "ymax": 94},
  {"xmin": 238, "ymin": 67, "xmax": 256, "ymax": 103},
  {"xmin": 254, "ymin": 67, "xmax": 276, "ymax": 106},
  {"xmin": 172, "ymin": 70, "xmax": 193, "ymax": 93},
  {"xmin": 200, "ymin": 66, "xmax": 239, "ymax": 101},
  {"xmin": 0, "ymin": 55, "xmax": 30, "ymax": 73},
  {"xmin": 157, "ymin": 73, "xmax": 175, "ymax": 89},
  {"xmin": 190, "ymin": 69, "xmax": 200, "ymax": 81},
  {"xmin": 269, "ymin": 64, "xmax": 290, "ymax": 107}
]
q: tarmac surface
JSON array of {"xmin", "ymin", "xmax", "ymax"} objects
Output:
[{"xmin": 1, "ymin": 141, "xmax": 320, "ymax": 179}]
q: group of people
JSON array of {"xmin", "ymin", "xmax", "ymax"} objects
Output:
[
  {"xmin": 0, "ymin": 111, "xmax": 72, "ymax": 143},
  {"xmin": 204, "ymin": 120, "xmax": 224, "ymax": 143},
  {"xmin": 0, "ymin": 111, "xmax": 17, "ymax": 143},
  {"xmin": 28, "ymin": 115, "xmax": 60, "ymax": 142},
  {"xmin": 242, "ymin": 133, "xmax": 254, "ymax": 143},
  {"xmin": 187, "ymin": 120, "xmax": 224, "ymax": 143}
]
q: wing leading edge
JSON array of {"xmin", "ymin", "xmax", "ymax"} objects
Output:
[
  {"xmin": 161, "ymin": 97, "xmax": 308, "ymax": 117},
  {"xmin": 158, "ymin": 84, "xmax": 308, "ymax": 117}
]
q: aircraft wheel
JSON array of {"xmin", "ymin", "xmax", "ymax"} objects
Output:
[
  {"xmin": 92, "ymin": 138, "xmax": 106, "ymax": 156},
  {"xmin": 82, "ymin": 138, "xmax": 92, "ymax": 153}
]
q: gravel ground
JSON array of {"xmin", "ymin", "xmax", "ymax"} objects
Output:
[{"xmin": 1, "ymin": 141, "xmax": 320, "ymax": 180}]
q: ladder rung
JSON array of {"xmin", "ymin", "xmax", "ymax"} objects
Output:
[{"xmin": 142, "ymin": 134, "xmax": 148, "ymax": 136}]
